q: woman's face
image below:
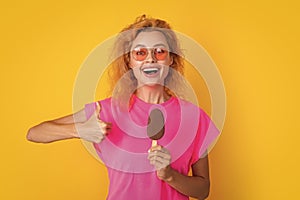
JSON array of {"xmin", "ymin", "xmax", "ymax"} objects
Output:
[{"xmin": 129, "ymin": 31, "xmax": 173, "ymax": 87}]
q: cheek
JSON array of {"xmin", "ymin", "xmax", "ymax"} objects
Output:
[
  {"xmin": 161, "ymin": 66, "xmax": 170, "ymax": 79},
  {"xmin": 161, "ymin": 56, "xmax": 173, "ymax": 67},
  {"xmin": 129, "ymin": 59, "xmax": 141, "ymax": 68},
  {"xmin": 131, "ymin": 66, "xmax": 141, "ymax": 79}
]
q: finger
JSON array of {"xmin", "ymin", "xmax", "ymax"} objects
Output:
[
  {"xmin": 149, "ymin": 158, "xmax": 163, "ymax": 166},
  {"xmin": 95, "ymin": 103, "xmax": 113, "ymax": 126},
  {"xmin": 148, "ymin": 150, "xmax": 163, "ymax": 158},
  {"xmin": 99, "ymin": 121, "xmax": 112, "ymax": 128},
  {"xmin": 151, "ymin": 155, "xmax": 166, "ymax": 164},
  {"xmin": 86, "ymin": 135, "xmax": 100, "ymax": 143},
  {"xmin": 93, "ymin": 137, "xmax": 102, "ymax": 144},
  {"xmin": 148, "ymin": 149, "xmax": 170, "ymax": 158},
  {"xmin": 155, "ymin": 162, "xmax": 169, "ymax": 170},
  {"xmin": 101, "ymin": 128, "xmax": 110, "ymax": 136},
  {"xmin": 95, "ymin": 101, "xmax": 102, "ymax": 119},
  {"xmin": 94, "ymin": 135, "xmax": 105, "ymax": 143},
  {"xmin": 151, "ymin": 160, "xmax": 168, "ymax": 170},
  {"xmin": 99, "ymin": 123, "xmax": 112, "ymax": 132},
  {"xmin": 148, "ymin": 150, "xmax": 170, "ymax": 160}
]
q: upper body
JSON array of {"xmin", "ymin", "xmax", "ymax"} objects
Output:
[
  {"xmin": 27, "ymin": 15, "xmax": 219, "ymax": 200},
  {"xmin": 84, "ymin": 95, "xmax": 219, "ymax": 200}
]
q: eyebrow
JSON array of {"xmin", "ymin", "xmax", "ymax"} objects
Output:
[{"xmin": 132, "ymin": 43, "xmax": 168, "ymax": 49}]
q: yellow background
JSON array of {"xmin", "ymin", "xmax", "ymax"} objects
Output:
[{"xmin": 1, "ymin": 0, "xmax": 299, "ymax": 199}]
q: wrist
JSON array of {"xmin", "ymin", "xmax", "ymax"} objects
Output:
[
  {"xmin": 67, "ymin": 123, "xmax": 80, "ymax": 139},
  {"xmin": 163, "ymin": 166, "xmax": 175, "ymax": 182}
]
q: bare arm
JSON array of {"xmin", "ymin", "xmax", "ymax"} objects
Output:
[
  {"xmin": 26, "ymin": 109, "xmax": 85, "ymax": 143},
  {"xmin": 27, "ymin": 102, "xmax": 111, "ymax": 143},
  {"xmin": 165, "ymin": 157, "xmax": 210, "ymax": 199}
]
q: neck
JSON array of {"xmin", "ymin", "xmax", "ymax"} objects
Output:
[{"xmin": 136, "ymin": 85, "xmax": 170, "ymax": 104}]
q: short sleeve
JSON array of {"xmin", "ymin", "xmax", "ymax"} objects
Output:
[{"xmin": 190, "ymin": 109, "xmax": 220, "ymax": 165}]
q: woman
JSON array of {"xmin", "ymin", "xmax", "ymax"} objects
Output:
[{"xmin": 27, "ymin": 15, "xmax": 219, "ymax": 200}]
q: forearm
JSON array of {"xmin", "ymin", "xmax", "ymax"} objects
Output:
[
  {"xmin": 165, "ymin": 168, "xmax": 210, "ymax": 199},
  {"xmin": 27, "ymin": 121, "xmax": 79, "ymax": 143}
]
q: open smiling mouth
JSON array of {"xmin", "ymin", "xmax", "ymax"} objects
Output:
[{"xmin": 142, "ymin": 67, "xmax": 160, "ymax": 75}]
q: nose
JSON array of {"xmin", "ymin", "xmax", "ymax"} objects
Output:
[{"xmin": 144, "ymin": 49, "xmax": 156, "ymax": 63}]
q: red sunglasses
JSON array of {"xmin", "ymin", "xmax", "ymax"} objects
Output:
[{"xmin": 131, "ymin": 47, "xmax": 169, "ymax": 61}]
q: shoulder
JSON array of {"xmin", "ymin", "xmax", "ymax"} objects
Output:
[
  {"xmin": 175, "ymin": 97, "xmax": 212, "ymax": 123},
  {"xmin": 175, "ymin": 97, "xmax": 204, "ymax": 112},
  {"xmin": 97, "ymin": 97, "xmax": 112, "ymax": 107},
  {"xmin": 84, "ymin": 97, "xmax": 112, "ymax": 119}
]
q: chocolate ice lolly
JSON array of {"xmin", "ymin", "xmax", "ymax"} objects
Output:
[{"xmin": 147, "ymin": 109, "xmax": 165, "ymax": 147}]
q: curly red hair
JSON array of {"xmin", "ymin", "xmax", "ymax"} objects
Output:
[{"xmin": 108, "ymin": 15, "xmax": 187, "ymax": 106}]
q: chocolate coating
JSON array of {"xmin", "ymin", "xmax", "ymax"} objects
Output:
[{"xmin": 147, "ymin": 109, "xmax": 165, "ymax": 140}]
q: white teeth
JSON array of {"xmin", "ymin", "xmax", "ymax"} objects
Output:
[
  {"xmin": 142, "ymin": 68, "xmax": 159, "ymax": 74},
  {"xmin": 143, "ymin": 68, "xmax": 158, "ymax": 72}
]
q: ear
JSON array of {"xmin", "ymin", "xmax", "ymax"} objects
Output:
[
  {"xmin": 169, "ymin": 55, "xmax": 174, "ymax": 66},
  {"xmin": 128, "ymin": 61, "xmax": 133, "ymax": 69},
  {"xmin": 126, "ymin": 53, "xmax": 133, "ymax": 69}
]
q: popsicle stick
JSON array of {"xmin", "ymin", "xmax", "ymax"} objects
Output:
[{"xmin": 151, "ymin": 140, "xmax": 157, "ymax": 147}]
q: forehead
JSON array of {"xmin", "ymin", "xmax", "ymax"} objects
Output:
[{"xmin": 131, "ymin": 31, "xmax": 169, "ymax": 48}]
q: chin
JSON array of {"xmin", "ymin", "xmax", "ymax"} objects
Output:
[{"xmin": 139, "ymin": 81, "xmax": 164, "ymax": 88}]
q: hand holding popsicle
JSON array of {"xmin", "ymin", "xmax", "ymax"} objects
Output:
[
  {"xmin": 147, "ymin": 109, "xmax": 173, "ymax": 181},
  {"xmin": 148, "ymin": 145, "xmax": 173, "ymax": 181}
]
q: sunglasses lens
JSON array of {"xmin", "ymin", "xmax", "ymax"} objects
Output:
[
  {"xmin": 154, "ymin": 48, "xmax": 168, "ymax": 60},
  {"xmin": 131, "ymin": 48, "xmax": 169, "ymax": 61},
  {"xmin": 132, "ymin": 48, "xmax": 148, "ymax": 61}
]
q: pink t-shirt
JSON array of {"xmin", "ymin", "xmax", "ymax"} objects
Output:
[{"xmin": 85, "ymin": 95, "xmax": 219, "ymax": 200}]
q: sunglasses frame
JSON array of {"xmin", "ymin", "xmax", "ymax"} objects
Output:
[{"xmin": 131, "ymin": 47, "xmax": 169, "ymax": 61}]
